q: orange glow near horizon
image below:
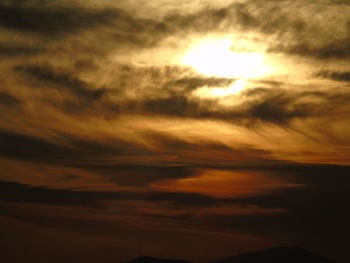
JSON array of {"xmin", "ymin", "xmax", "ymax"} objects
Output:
[{"xmin": 152, "ymin": 169, "xmax": 302, "ymax": 198}]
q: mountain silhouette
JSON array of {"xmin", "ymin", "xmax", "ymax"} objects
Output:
[
  {"xmin": 211, "ymin": 246, "xmax": 336, "ymax": 263},
  {"xmin": 123, "ymin": 256, "xmax": 192, "ymax": 263},
  {"xmin": 123, "ymin": 246, "xmax": 336, "ymax": 263}
]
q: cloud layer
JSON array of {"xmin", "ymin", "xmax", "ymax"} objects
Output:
[{"xmin": 1, "ymin": 0, "xmax": 350, "ymax": 263}]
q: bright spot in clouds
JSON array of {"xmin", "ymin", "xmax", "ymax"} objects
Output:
[
  {"xmin": 182, "ymin": 38, "xmax": 268, "ymax": 79},
  {"xmin": 193, "ymin": 78, "xmax": 247, "ymax": 98}
]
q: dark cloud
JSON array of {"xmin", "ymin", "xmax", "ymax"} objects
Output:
[
  {"xmin": 165, "ymin": 77, "xmax": 236, "ymax": 93},
  {"xmin": 127, "ymin": 87, "xmax": 350, "ymax": 126},
  {"xmin": 14, "ymin": 64, "xmax": 107, "ymax": 100},
  {"xmin": 0, "ymin": 179, "xmax": 218, "ymax": 208},
  {"xmin": 317, "ymin": 70, "xmax": 350, "ymax": 82},
  {"xmin": 74, "ymin": 59, "xmax": 98, "ymax": 72},
  {"xmin": 146, "ymin": 191, "xmax": 217, "ymax": 207},
  {"xmin": 0, "ymin": 43, "xmax": 45, "ymax": 57},
  {"xmin": 0, "ymin": 130, "xmax": 138, "ymax": 165},
  {"xmin": 82, "ymin": 165, "xmax": 196, "ymax": 186},
  {"xmin": 144, "ymin": 132, "xmax": 275, "ymax": 165},
  {"xmin": 0, "ymin": 92, "xmax": 21, "ymax": 106},
  {"xmin": 0, "ymin": 3, "xmax": 118, "ymax": 37},
  {"xmin": 269, "ymin": 39, "xmax": 350, "ymax": 60},
  {"xmin": 0, "ymin": 180, "xmax": 120, "ymax": 207},
  {"xmin": 164, "ymin": 1, "xmax": 311, "ymax": 37},
  {"xmin": 139, "ymin": 96, "xmax": 199, "ymax": 117},
  {"xmin": 0, "ymin": 1, "xmax": 172, "ymax": 55},
  {"xmin": 0, "ymin": 131, "xmax": 72, "ymax": 162},
  {"xmin": 0, "ymin": 130, "xmax": 196, "ymax": 186},
  {"xmin": 58, "ymin": 174, "xmax": 80, "ymax": 181}
]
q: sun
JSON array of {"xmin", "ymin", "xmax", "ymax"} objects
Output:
[
  {"xmin": 181, "ymin": 38, "xmax": 269, "ymax": 96},
  {"xmin": 182, "ymin": 38, "xmax": 267, "ymax": 79}
]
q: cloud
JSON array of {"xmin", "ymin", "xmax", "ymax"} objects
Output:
[
  {"xmin": 0, "ymin": 179, "xmax": 219, "ymax": 208},
  {"xmin": 81, "ymin": 165, "xmax": 196, "ymax": 186},
  {"xmin": 0, "ymin": 92, "xmax": 21, "ymax": 106},
  {"xmin": 269, "ymin": 39, "xmax": 350, "ymax": 60},
  {"xmin": 0, "ymin": 180, "xmax": 121, "ymax": 206},
  {"xmin": 183, "ymin": 163, "xmax": 350, "ymax": 261},
  {"xmin": 123, "ymin": 84, "xmax": 350, "ymax": 126},
  {"xmin": 317, "ymin": 70, "xmax": 350, "ymax": 82},
  {"xmin": 1, "ymin": 162, "xmax": 349, "ymax": 261},
  {"xmin": 0, "ymin": 131, "xmax": 71, "ymax": 162},
  {"xmin": 206, "ymin": 163, "xmax": 350, "ymax": 231},
  {"xmin": 0, "ymin": 130, "xmax": 140, "ymax": 165},
  {"xmin": 0, "ymin": 43, "xmax": 45, "ymax": 57},
  {"xmin": 0, "ymin": 3, "xmax": 118, "ymax": 37},
  {"xmin": 14, "ymin": 64, "xmax": 108, "ymax": 101},
  {"xmin": 161, "ymin": 0, "xmax": 350, "ymax": 61},
  {"xmin": 165, "ymin": 77, "xmax": 236, "ymax": 92},
  {"xmin": 0, "ymin": 130, "xmax": 199, "ymax": 186},
  {"xmin": 0, "ymin": 1, "xmax": 350, "ymax": 261}
]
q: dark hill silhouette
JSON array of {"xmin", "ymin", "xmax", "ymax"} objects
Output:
[
  {"xmin": 211, "ymin": 246, "xmax": 336, "ymax": 263},
  {"xmin": 123, "ymin": 246, "xmax": 336, "ymax": 263},
  {"xmin": 123, "ymin": 256, "xmax": 192, "ymax": 263}
]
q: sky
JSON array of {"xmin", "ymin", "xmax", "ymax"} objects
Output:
[{"xmin": 0, "ymin": 0, "xmax": 350, "ymax": 262}]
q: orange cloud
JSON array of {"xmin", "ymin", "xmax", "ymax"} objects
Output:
[{"xmin": 152, "ymin": 168, "xmax": 302, "ymax": 198}]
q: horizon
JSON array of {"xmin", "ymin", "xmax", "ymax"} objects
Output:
[
  {"xmin": 120, "ymin": 245, "xmax": 336, "ymax": 262},
  {"xmin": 0, "ymin": 0, "xmax": 350, "ymax": 263}
]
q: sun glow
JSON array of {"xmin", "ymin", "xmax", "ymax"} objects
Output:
[
  {"xmin": 182, "ymin": 38, "xmax": 268, "ymax": 79},
  {"xmin": 182, "ymin": 38, "xmax": 271, "ymax": 96},
  {"xmin": 192, "ymin": 78, "xmax": 247, "ymax": 98}
]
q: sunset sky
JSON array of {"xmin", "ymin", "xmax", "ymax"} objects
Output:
[{"xmin": 1, "ymin": 0, "xmax": 350, "ymax": 262}]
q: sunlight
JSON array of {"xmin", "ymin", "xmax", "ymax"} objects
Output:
[
  {"xmin": 192, "ymin": 78, "xmax": 247, "ymax": 98},
  {"xmin": 182, "ymin": 38, "xmax": 267, "ymax": 79}
]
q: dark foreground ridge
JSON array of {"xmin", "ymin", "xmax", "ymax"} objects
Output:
[
  {"xmin": 211, "ymin": 246, "xmax": 336, "ymax": 263},
  {"xmin": 123, "ymin": 246, "xmax": 336, "ymax": 263},
  {"xmin": 123, "ymin": 256, "xmax": 192, "ymax": 263}
]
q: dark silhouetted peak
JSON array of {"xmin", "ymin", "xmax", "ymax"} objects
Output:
[
  {"xmin": 211, "ymin": 246, "xmax": 336, "ymax": 263},
  {"xmin": 124, "ymin": 256, "xmax": 192, "ymax": 263}
]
